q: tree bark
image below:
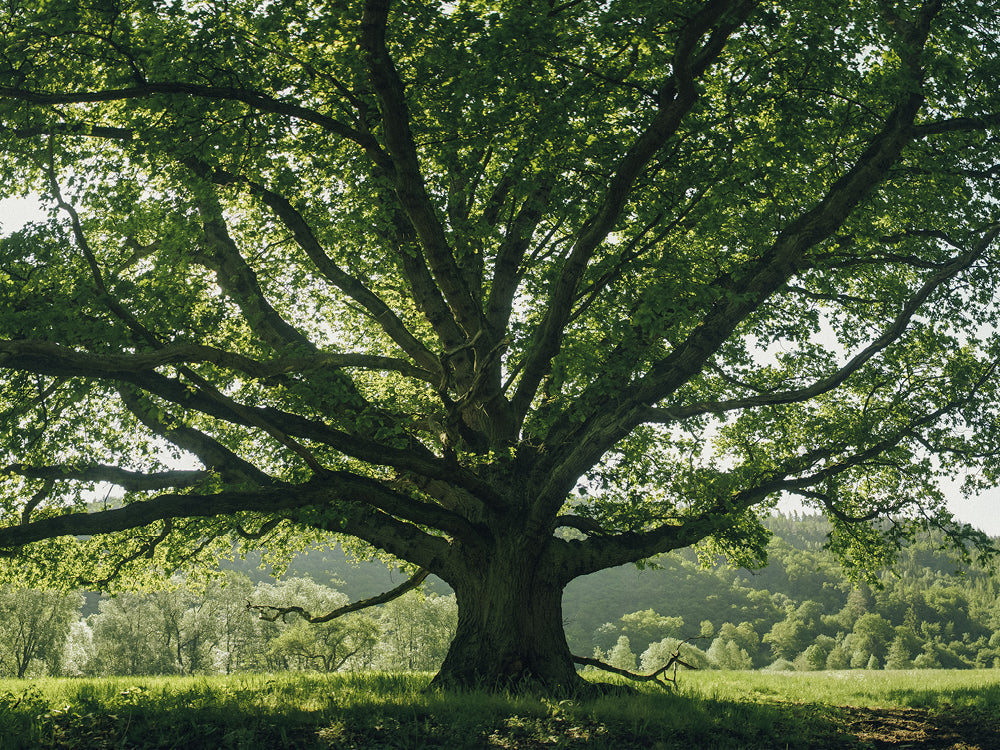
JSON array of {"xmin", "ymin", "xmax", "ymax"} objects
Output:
[{"xmin": 430, "ymin": 538, "xmax": 582, "ymax": 692}]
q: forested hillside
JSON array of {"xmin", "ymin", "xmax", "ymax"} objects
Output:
[
  {"xmin": 3, "ymin": 514, "xmax": 998, "ymax": 678},
  {"xmin": 565, "ymin": 514, "xmax": 1000, "ymax": 672}
]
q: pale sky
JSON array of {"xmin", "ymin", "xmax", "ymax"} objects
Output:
[
  {"xmin": 1, "ymin": 196, "xmax": 997, "ymax": 536},
  {"xmin": 0, "ymin": 195, "xmax": 47, "ymax": 233},
  {"xmin": 938, "ymin": 482, "xmax": 1000, "ymax": 537},
  {"xmin": 779, "ymin": 488, "xmax": 1000, "ymax": 537}
]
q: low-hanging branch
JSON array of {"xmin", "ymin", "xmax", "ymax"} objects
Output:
[
  {"xmin": 248, "ymin": 567, "xmax": 430, "ymax": 623},
  {"xmin": 572, "ymin": 635, "xmax": 707, "ymax": 690}
]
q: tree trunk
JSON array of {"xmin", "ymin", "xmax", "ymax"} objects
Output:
[{"xmin": 429, "ymin": 539, "xmax": 583, "ymax": 692}]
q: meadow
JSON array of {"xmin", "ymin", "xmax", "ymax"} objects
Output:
[{"xmin": 0, "ymin": 670, "xmax": 997, "ymax": 749}]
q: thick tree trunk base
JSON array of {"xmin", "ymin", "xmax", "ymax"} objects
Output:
[
  {"xmin": 428, "ymin": 637, "xmax": 586, "ymax": 694},
  {"xmin": 428, "ymin": 633, "xmax": 587, "ymax": 694},
  {"xmin": 427, "ymin": 549, "xmax": 595, "ymax": 695},
  {"xmin": 427, "ymin": 668, "xmax": 588, "ymax": 695},
  {"xmin": 427, "ymin": 668, "xmax": 635, "ymax": 697}
]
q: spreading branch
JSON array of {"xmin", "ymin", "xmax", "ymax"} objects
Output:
[
  {"xmin": 572, "ymin": 635, "xmax": 706, "ymax": 690},
  {"xmin": 0, "ymin": 340, "xmax": 433, "ymax": 383},
  {"xmin": 248, "ymin": 567, "xmax": 430, "ymax": 623},
  {"xmin": 643, "ymin": 224, "xmax": 1000, "ymax": 422},
  {"xmin": 509, "ymin": 0, "xmax": 756, "ymax": 425},
  {"xmin": 4, "ymin": 463, "xmax": 211, "ymax": 492},
  {"xmin": 535, "ymin": 0, "xmax": 945, "ymax": 502},
  {"xmin": 207, "ymin": 168, "xmax": 441, "ymax": 376},
  {"xmin": 0, "ymin": 82, "xmax": 387, "ymax": 159},
  {"xmin": 360, "ymin": 0, "xmax": 484, "ymax": 339}
]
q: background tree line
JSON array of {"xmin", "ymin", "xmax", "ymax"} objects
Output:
[
  {"xmin": 572, "ymin": 514, "xmax": 1000, "ymax": 674},
  {"xmin": 3, "ymin": 513, "xmax": 998, "ymax": 678},
  {"xmin": 3, "ymin": 574, "xmax": 456, "ymax": 679}
]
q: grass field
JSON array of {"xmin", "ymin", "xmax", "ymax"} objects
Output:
[{"xmin": 0, "ymin": 669, "xmax": 997, "ymax": 749}]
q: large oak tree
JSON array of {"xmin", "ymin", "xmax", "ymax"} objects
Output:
[{"xmin": 2, "ymin": 0, "xmax": 1000, "ymax": 689}]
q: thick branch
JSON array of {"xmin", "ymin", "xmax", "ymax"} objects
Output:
[
  {"xmin": 486, "ymin": 180, "xmax": 554, "ymax": 335},
  {"xmin": 0, "ymin": 340, "xmax": 433, "ymax": 382},
  {"xmin": 310, "ymin": 476, "xmax": 480, "ymax": 541},
  {"xmin": 2, "ymin": 121, "xmax": 132, "ymax": 140},
  {"xmin": 560, "ymin": 368, "xmax": 985, "ymax": 579},
  {"xmin": 913, "ymin": 113, "xmax": 1000, "ymax": 137},
  {"xmin": 191, "ymin": 184, "xmax": 313, "ymax": 351},
  {"xmin": 121, "ymin": 385, "xmax": 478, "ymax": 537},
  {"xmin": 209, "ymin": 169, "xmax": 441, "ymax": 375},
  {"xmin": 643, "ymin": 225, "xmax": 999, "ymax": 422},
  {"xmin": 361, "ymin": 0, "xmax": 484, "ymax": 338},
  {"xmin": 0, "ymin": 83, "xmax": 387, "ymax": 162},
  {"xmin": 284, "ymin": 496, "xmax": 455, "ymax": 574},
  {"xmin": 0, "ymin": 473, "xmax": 456, "ymax": 572},
  {"xmin": 248, "ymin": 568, "xmax": 429, "ymax": 623},
  {"xmin": 0, "ymin": 348, "xmax": 491, "ymax": 493},
  {"xmin": 4, "ymin": 463, "xmax": 210, "ymax": 492},
  {"xmin": 510, "ymin": 0, "xmax": 755, "ymax": 423},
  {"xmin": 20, "ymin": 478, "xmax": 53, "ymax": 526},
  {"xmin": 0, "ymin": 486, "xmax": 303, "ymax": 549},
  {"xmin": 117, "ymin": 386, "xmax": 277, "ymax": 485}
]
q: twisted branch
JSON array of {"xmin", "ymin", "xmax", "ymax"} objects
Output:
[
  {"xmin": 572, "ymin": 634, "xmax": 706, "ymax": 690},
  {"xmin": 248, "ymin": 567, "xmax": 430, "ymax": 623}
]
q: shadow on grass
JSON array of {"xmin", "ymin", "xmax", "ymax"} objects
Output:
[
  {"xmin": 5, "ymin": 671, "xmax": 1000, "ymax": 749},
  {"xmin": 0, "ymin": 674, "xmax": 884, "ymax": 750}
]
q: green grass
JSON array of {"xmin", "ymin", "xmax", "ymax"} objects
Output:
[
  {"xmin": 680, "ymin": 668, "xmax": 1000, "ymax": 709},
  {"xmin": 0, "ymin": 670, "xmax": 997, "ymax": 749}
]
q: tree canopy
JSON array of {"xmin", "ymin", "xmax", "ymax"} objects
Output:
[{"xmin": 2, "ymin": 0, "xmax": 1000, "ymax": 689}]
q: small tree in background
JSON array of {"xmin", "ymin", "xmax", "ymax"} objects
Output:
[
  {"xmin": 606, "ymin": 636, "xmax": 638, "ymax": 672},
  {"xmin": 0, "ymin": 587, "xmax": 81, "ymax": 678},
  {"xmin": 708, "ymin": 638, "xmax": 752, "ymax": 670},
  {"xmin": 375, "ymin": 591, "xmax": 457, "ymax": 672},
  {"xmin": 250, "ymin": 577, "xmax": 381, "ymax": 672},
  {"xmin": 205, "ymin": 572, "xmax": 261, "ymax": 675},
  {"xmin": 61, "ymin": 619, "xmax": 95, "ymax": 677},
  {"xmin": 89, "ymin": 592, "xmax": 177, "ymax": 676},
  {"xmin": 885, "ymin": 636, "xmax": 913, "ymax": 670},
  {"xmin": 641, "ymin": 637, "xmax": 711, "ymax": 672}
]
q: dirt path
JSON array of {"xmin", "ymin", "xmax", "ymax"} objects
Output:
[{"xmin": 839, "ymin": 706, "xmax": 1000, "ymax": 749}]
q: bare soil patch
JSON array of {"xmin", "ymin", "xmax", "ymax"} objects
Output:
[{"xmin": 839, "ymin": 705, "xmax": 1000, "ymax": 750}]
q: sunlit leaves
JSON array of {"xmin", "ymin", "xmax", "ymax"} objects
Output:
[{"xmin": 1, "ymin": 0, "xmax": 1000, "ymax": 592}]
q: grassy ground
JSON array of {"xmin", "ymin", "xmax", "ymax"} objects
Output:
[{"xmin": 0, "ymin": 669, "xmax": 997, "ymax": 749}]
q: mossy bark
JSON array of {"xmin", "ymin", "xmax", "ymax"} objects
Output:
[{"xmin": 430, "ymin": 540, "xmax": 582, "ymax": 692}]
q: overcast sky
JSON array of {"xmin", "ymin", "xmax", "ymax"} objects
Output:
[
  {"xmin": 0, "ymin": 196, "xmax": 46, "ymax": 233},
  {"xmin": 1, "ymin": 196, "xmax": 997, "ymax": 537}
]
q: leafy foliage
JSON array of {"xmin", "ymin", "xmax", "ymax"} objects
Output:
[
  {"xmin": 0, "ymin": 587, "xmax": 79, "ymax": 678},
  {"xmin": 2, "ymin": 0, "xmax": 1000, "ymax": 687}
]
